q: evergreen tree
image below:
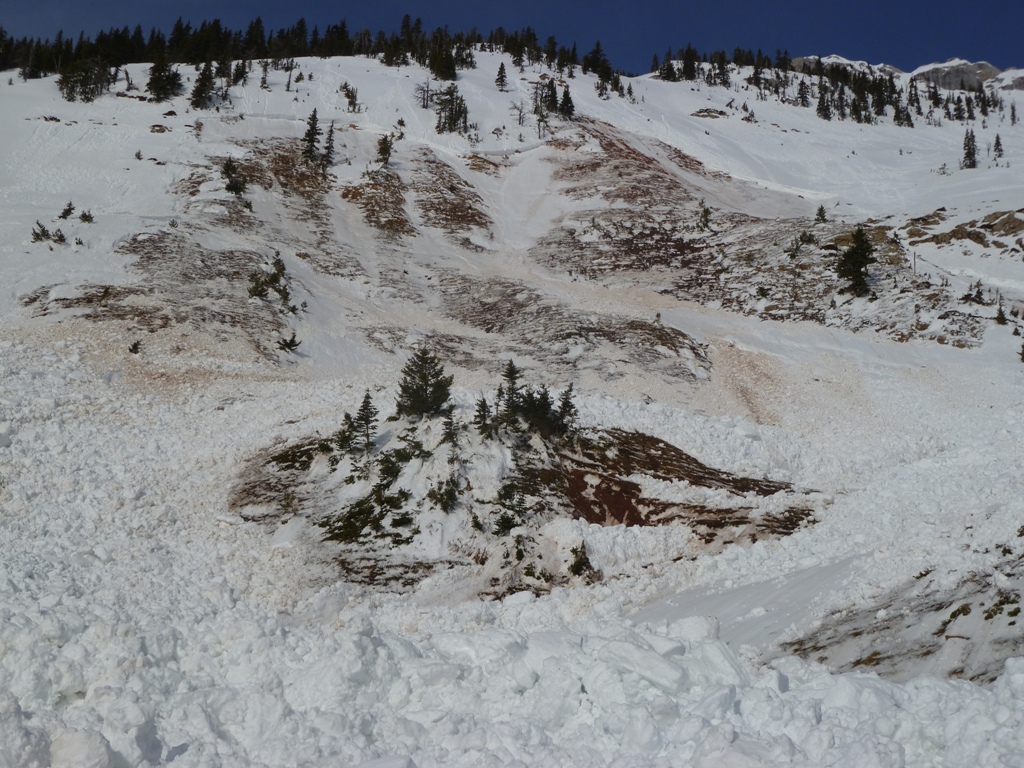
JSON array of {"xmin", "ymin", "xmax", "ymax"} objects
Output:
[
  {"xmin": 57, "ymin": 59, "xmax": 113, "ymax": 103},
  {"xmin": 558, "ymin": 86, "xmax": 575, "ymax": 118},
  {"xmin": 658, "ymin": 57, "xmax": 678, "ymax": 82},
  {"xmin": 231, "ymin": 60, "xmax": 247, "ymax": 87},
  {"xmin": 556, "ymin": 384, "xmax": 578, "ymax": 434},
  {"xmin": 428, "ymin": 38, "xmax": 457, "ymax": 81},
  {"xmin": 441, "ymin": 413, "xmax": 460, "ymax": 449},
  {"xmin": 394, "ymin": 348, "xmax": 453, "ymax": 419},
  {"xmin": 893, "ymin": 101, "xmax": 914, "ymax": 128},
  {"xmin": 146, "ymin": 58, "xmax": 182, "ymax": 102},
  {"xmin": 815, "ymin": 205, "xmax": 827, "ymax": 223},
  {"xmin": 376, "ymin": 133, "xmax": 394, "ymax": 166},
  {"xmin": 355, "ymin": 390, "xmax": 379, "ymax": 455},
  {"xmin": 302, "ymin": 108, "xmax": 321, "ymax": 163},
  {"xmin": 473, "ymin": 396, "xmax": 492, "ymax": 436},
  {"xmin": 495, "ymin": 61, "xmax": 508, "ymax": 91},
  {"xmin": 836, "ymin": 227, "xmax": 876, "ymax": 296},
  {"xmin": 953, "ymin": 95, "xmax": 965, "ymax": 122},
  {"xmin": 816, "ymin": 85, "xmax": 832, "ymax": 120},
  {"xmin": 189, "ymin": 61, "xmax": 215, "ymax": 109},
  {"xmin": 321, "ymin": 121, "xmax": 335, "ymax": 170},
  {"xmin": 714, "ymin": 55, "xmax": 730, "ymax": 88},
  {"xmin": 960, "ymin": 128, "xmax": 978, "ymax": 170},
  {"xmin": 681, "ymin": 44, "xmax": 699, "ymax": 81},
  {"xmin": 544, "ymin": 79, "xmax": 558, "ymax": 113},
  {"xmin": 500, "ymin": 360, "xmax": 523, "ymax": 416},
  {"xmin": 434, "ymin": 84, "xmax": 469, "ymax": 134},
  {"xmin": 994, "ymin": 133, "xmax": 1004, "ymax": 160},
  {"xmin": 222, "ymin": 158, "xmax": 247, "ymax": 195},
  {"xmin": 907, "ymin": 79, "xmax": 922, "ymax": 115},
  {"xmin": 797, "ymin": 79, "xmax": 811, "ymax": 108}
]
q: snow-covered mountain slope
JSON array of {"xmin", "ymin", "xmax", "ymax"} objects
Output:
[{"xmin": 1, "ymin": 50, "xmax": 1024, "ymax": 767}]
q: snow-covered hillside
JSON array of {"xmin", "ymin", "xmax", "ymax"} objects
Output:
[{"xmin": 2, "ymin": 49, "xmax": 1024, "ymax": 767}]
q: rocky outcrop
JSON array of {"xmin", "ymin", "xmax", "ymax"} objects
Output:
[{"xmin": 912, "ymin": 59, "xmax": 1003, "ymax": 90}]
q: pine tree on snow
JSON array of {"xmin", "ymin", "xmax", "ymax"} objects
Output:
[
  {"xmin": 189, "ymin": 61, "xmax": 215, "ymax": 109},
  {"xmin": 302, "ymin": 108, "xmax": 321, "ymax": 163},
  {"xmin": 797, "ymin": 79, "xmax": 811, "ymax": 108},
  {"xmin": 321, "ymin": 121, "xmax": 335, "ymax": 171},
  {"xmin": 816, "ymin": 85, "xmax": 832, "ymax": 120},
  {"xmin": 960, "ymin": 128, "xmax": 978, "ymax": 170},
  {"xmin": 395, "ymin": 348, "xmax": 453, "ymax": 419},
  {"xmin": 355, "ymin": 390, "xmax": 379, "ymax": 455},
  {"xmin": 836, "ymin": 226, "xmax": 876, "ymax": 296},
  {"xmin": 559, "ymin": 86, "xmax": 575, "ymax": 118}
]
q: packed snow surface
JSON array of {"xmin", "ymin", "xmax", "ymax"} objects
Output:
[{"xmin": 2, "ymin": 49, "xmax": 1024, "ymax": 766}]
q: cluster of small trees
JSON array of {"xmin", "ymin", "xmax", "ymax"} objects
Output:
[
  {"xmin": 530, "ymin": 78, "xmax": 574, "ymax": 120},
  {"xmin": 961, "ymin": 129, "xmax": 979, "ymax": 169},
  {"xmin": 322, "ymin": 349, "xmax": 578, "ymax": 527},
  {"xmin": 222, "ymin": 157, "xmax": 247, "ymax": 196},
  {"xmin": 959, "ymin": 129, "xmax": 1007, "ymax": 170},
  {"xmin": 57, "ymin": 59, "xmax": 116, "ymax": 102},
  {"xmin": 249, "ymin": 252, "xmax": 297, "ymax": 315},
  {"xmin": 5, "ymin": 15, "xmax": 603, "ymax": 92},
  {"xmin": 146, "ymin": 57, "xmax": 183, "ymax": 101},
  {"xmin": 434, "ymin": 85, "xmax": 470, "ymax": 134},
  {"xmin": 653, "ymin": 44, "xmax": 701, "ymax": 82},
  {"xmin": 473, "ymin": 361, "xmax": 577, "ymax": 441},
  {"xmin": 649, "ymin": 45, "xmax": 1014, "ymax": 134},
  {"xmin": 300, "ymin": 109, "xmax": 336, "ymax": 171},
  {"xmin": 347, "ymin": 350, "xmax": 577, "ymax": 442},
  {"xmin": 30, "ymin": 201, "xmax": 94, "ymax": 246},
  {"xmin": 580, "ymin": 41, "xmax": 630, "ymax": 99}
]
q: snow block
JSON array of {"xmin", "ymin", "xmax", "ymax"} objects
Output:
[
  {"xmin": 50, "ymin": 729, "xmax": 115, "ymax": 768},
  {"xmin": 355, "ymin": 756, "xmax": 418, "ymax": 768},
  {"xmin": 598, "ymin": 640, "xmax": 689, "ymax": 693}
]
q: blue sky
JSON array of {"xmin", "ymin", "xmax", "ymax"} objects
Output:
[{"xmin": 2, "ymin": 0, "xmax": 1022, "ymax": 73}]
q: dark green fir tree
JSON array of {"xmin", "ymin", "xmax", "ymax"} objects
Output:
[
  {"xmin": 189, "ymin": 61, "xmax": 215, "ymax": 109},
  {"xmin": 355, "ymin": 390, "xmax": 379, "ymax": 454},
  {"xmin": 559, "ymin": 86, "xmax": 575, "ymax": 118},
  {"xmin": 960, "ymin": 128, "xmax": 978, "ymax": 169},
  {"xmin": 836, "ymin": 227, "xmax": 876, "ymax": 296},
  {"xmin": 302, "ymin": 108, "xmax": 321, "ymax": 163},
  {"xmin": 321, "ymin": 121, "xmax": 335, "ymax": 171},
  {"xmin": 816, "ymin": 86, "xmax": 832, "ymax": 120},
  {"xmin": 395, "ymin": 348, "xmax": 454, "ymax": 419}
]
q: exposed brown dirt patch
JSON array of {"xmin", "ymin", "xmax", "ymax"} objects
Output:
[
  {"xmin": 521, "ymin": 428, "xmax": 816, "ymax": 552},
  {"xmin": 409, "ymin": 147, "xmax": 492, "ymax": 247},
  {"xmin": 23, "ymin": 229, "xmax": 287, "ymax": 358},
  {"xmin": 466, "ymin": 153, "xmax": 504, "ymax": 176},
  {"xmin": 341, "ymin": 167, "xmax": 416, "ymax": 241},
  {"xmin": 438, "ymin": 272, "xmax": 709, "ymax": 381}
]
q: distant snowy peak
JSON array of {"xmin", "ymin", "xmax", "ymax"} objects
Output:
[
  {"xmin": 911, "ymin": 59, "xmax": 1023, "ymax": 91},
  {"xmin": 794, "ymin": 55, "xmax": 1023, "ymax": 91},
  {"xmin": 792, "ymin": 55, "xmax": 904, "ymax": 77},
  {"xmin": 993, "ymin": 68, "xmax": 1024, "ymax": 92}
]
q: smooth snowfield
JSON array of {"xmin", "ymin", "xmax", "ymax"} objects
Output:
[{"xmin": 2, "ymin": 51, "xmax": 1024, "ymax": 767}]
